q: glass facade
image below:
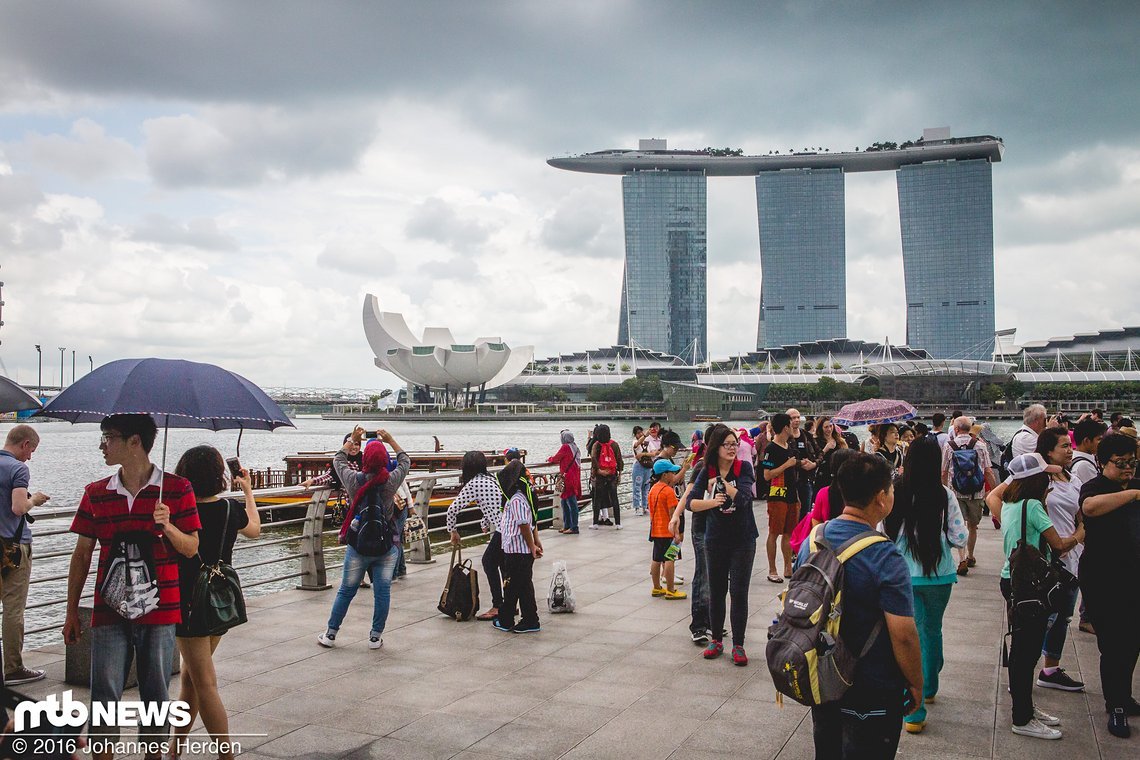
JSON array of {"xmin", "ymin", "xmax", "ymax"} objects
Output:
[
  {"xmin": 897, "ymin": 159, "xmax": 995, "ymax": 359},
  {"xmin": 755, "ymin": 168, "xmax": 846, "ymax": 349},
  {"xmin": 618, "ymin": 171, "xmax": 707, "ymax": 363}
]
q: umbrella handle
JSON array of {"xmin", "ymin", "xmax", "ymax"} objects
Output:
[
  {"xmin": 159, "ymin": 415, "xmax": 169, "ymax": 506},
  {"xmin": 236, "ymin": 425, "xmax": 244, "ymax": 458}
]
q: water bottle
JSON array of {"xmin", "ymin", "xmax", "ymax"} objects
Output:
[
  {"xmin": 664, "ymin": 541, "xmax": 681, "ymax": 562},
  {"xmin": 350, "ymin": 515, "xmax": 361, "ymax": 532}
]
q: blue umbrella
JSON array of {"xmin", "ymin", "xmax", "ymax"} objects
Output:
[
  {"xmin": 0, "ymin": 375, "xmax": 42, "ymax": 413},
  {"xmin": 37, "ymin": 358, "xmax": 293, "ymax": 498}
]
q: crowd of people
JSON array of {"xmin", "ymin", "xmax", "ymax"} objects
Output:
[{"xmin": 0, "ymin": 404, "xmax": 1136, "ymax": 759}]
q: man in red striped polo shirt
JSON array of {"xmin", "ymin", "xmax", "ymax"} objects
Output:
[{"xmin": 63, "ymin": 414, "xmax": 200, "ymax": 759}]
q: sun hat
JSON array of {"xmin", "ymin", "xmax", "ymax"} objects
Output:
[
  {"xmin": 652, "ymin": 459, "xmax": 682, "ymax": 476},
  {"xmin": 1007, "ymin": 452, "xmax": 1062, "ymax": 480}
]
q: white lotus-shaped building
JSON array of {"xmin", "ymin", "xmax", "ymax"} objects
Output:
[{"xmin": 362, "ymin": 295, "xmax": 534, "ymax": 391}]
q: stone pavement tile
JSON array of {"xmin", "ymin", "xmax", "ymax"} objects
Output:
[
  {"xmin": 458, "ymin": 647, "xmax": 544, "ymax": 672},
  {"xmin": 550, "ymin": 679, "xmax": 652, "ymax": 710},
  {"xmin": 345, "ymin": 736, "xmax": 457, "ymax": 760},
  {"xmin": 388, "ymin": 711, "xmax": 508, "ymax": 751},
  {"xmin": 616, "ymin": 641, "xmax": 704, "ymax": 669},
  {"xmin": 484, "ymin": 672, "xmax": 576, "ymax": 700},
  {"xmin": 546, "ymin": 641, "xmax": 626, "ymax": 663},
  {"xmin": 918, "ymin": 693, "xmax": 997, "ymax": 725},
  {"xmin": 468, "ymin": 718, "xmax": 592, "ymax": 758},
  {"xmin": 245, "ymin": 657, "xmax": 366, "ymax": 690},
  {"xmin": 245, "ymin": 689, "xmax": 349, "ymax": 723},
  {"xmin": 256, "ymin": 723, "xmax": 377, "ymax": 758},
  {"xmin": 993, "ymin": 719, "xmax": 1099, "ymax": 759},
  {"xmin": 624, "ymin": 687, "xmax": 728, "ymax": 721},
  {"xmin": 579, "ymin": 628, "xmax": 656, "ymax": 648},
  {"xmin": 440, "ymin": 690, "xmax": 545, "ymax": 722},
  {"xmin": 709, "ymin": 694, "xmax": 809, "ymax": 732},
  {"xmin": 300, "ymin": 665, "xmax": 408, "ymax": 701},
  {"xmin": 514, "ymin": 699, "xmax": 615, "ymax": 729},
  {"xmin": 665, "ymin": 662, "xmax": 753, "ymax": 698},
  {"xmin": 895, "ymin": 713, "xmax": 994, "ymax": 758},
  {"xmin": 310, "ymin": 699, "xmax": 427, "ymax": 737},
  {"xmin": 581, "ymin": 661, "xmax": 674, "ymax": 689},
  {"xmin": 560, "ymin": 710, "xmax": 701, "ymax": 760},
  {"xmin": 517, "ymin": 654, "xmax": 602, "ymax": 681},
  {"xmin": 450, "ymin": 752, "xmax": 509, "ymax": 760},
  {"xmin": 603, "ymin": 612, "xmax": 678, "ymax": 635},
  {"xmin": 682, "ymin": 713, "xmax": 797, "ymax": 757},
  {"xmin": 222, "ymin": 712, "xmax": 303, "ymax": 752},
  {"xmin": 216, "ymin": 680, "xmax": 292, "ymax": 712},
  {"xmin": 667, "ymin": 749, "xmax": 740, "ymax": 760}
]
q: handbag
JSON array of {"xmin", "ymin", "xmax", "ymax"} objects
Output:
[
  {"xmin": 1008, "ymin": 499, "xmax": 1078, "ymax": 619},
  {"xmin": 186, "ymin": 501, "xmax": 247, "ymax": 636},
  {"xmin": 0, "ymin": 516, "xmax": 26, "ymax": 579},
  {"xmin": 404, "ymin": 511, "xmax": 427, "ymax": 544},
  {"xmin": 437, "ymin": 546, "xmax": 479, "ymax": 621}
]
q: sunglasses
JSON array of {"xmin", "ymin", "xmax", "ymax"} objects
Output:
[{"xmin": 1109, "ymin": 458, "xmax": 1138, "ymax": 470}]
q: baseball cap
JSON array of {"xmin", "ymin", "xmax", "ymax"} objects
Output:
[
  {"xmin": 652, "ymin": 459, "xmax": 682, "ymax": 476},
  {"xmin": 1007, "ymin": 453, "xmax": 1062, "ymax": 480},
  {"xmin": 502, "ymin": 447, "xmax": 522, "ymax": 461}
]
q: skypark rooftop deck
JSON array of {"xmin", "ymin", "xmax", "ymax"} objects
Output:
[
  {"xmin": 22, "ymin": 506, "xmax": 1132, "ymax": 759},
  {"xmin": 549, "ymin": 136, "xmax": 1004, "ymax": 176}
]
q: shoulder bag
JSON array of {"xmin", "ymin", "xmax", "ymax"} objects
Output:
[
  {"xmin": 186, "ymin": 501, "xmax": 248, "ymax": 636},
  {"xmin": 0, "ymin": 516, "xmax": 27, "ymax": 579}
]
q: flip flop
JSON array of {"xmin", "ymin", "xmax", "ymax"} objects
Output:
[
  {"xmin": 767, "ymin": 574, "xmax": 784, "ymax": 584},
  {"xmin": 784, "ymin": 571, "xmax": 793, "ymax": 579},
  {"xmin": 476, "ymin": 609, "xmax": 499, "ymax": 621}
]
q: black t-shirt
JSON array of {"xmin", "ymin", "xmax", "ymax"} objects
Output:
[
  {"xmin": 178, "ymin": 498, "xmax": 250, "ymax": 610},
  {"xmin": 1078, "ymin": 475, "xmax": 1140, "ymax": 580},
  {"xmin": 790, "ymin": 430, "xmax": 816, "ymax": 463},
  {"xmin": 688, "ymin": 462, "xmax": 758, "ymax": 545},
  {"xmin": 761, "ymin": 441, "xmax": 797, "ymax": 501}
]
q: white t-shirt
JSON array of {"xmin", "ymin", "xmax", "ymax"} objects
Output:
[
  {"xmin": 1070, "ymin": 451, "xmax": 1098, "ymax": 484},
  {"xmin": 1044, "ymin": 475, "xmax": 1084, "ymax": 574},
  {"xmin": 1010, "ymin": 425, "xmax": 1038, "ymax": 459}
]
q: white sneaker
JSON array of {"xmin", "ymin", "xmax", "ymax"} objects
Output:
[
  {"xmin": 317, "ymin": 631, "xmax": 336, "ymax": 648},
  {"xmin": 615, "ymin": 524, "xmax": 624, "ymax": 530},
  {"xmin": 1012, "ymin": 718, "xmax": 1062, "ymax": 740},
  {"xmin": 674, "ymin": 575, "xmax": 685, "ymax": 585},
  {"xmin": 368, "ymin": 636, "xmax": 383, "ymax": 650},
  {"xmin": 588, "ymin": 524, "xmax": 599, "ymax": 530},
  {"xmin": 1033, "ymin": 707, "xmax": 1061, "ymax": 726}
]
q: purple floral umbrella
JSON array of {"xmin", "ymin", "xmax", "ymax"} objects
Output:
[{"xmin": 832, "ymin": 398, "xmax": 917, "ymax": 427}]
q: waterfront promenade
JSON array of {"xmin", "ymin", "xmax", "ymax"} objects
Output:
[{"xmin": 22, "ymin": 508, "xmax": 1136, "ymax": 759}]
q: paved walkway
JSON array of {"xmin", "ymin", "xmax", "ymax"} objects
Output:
[{"xmin": 25, "ymin": 503, "xmax": 1138, "ymax": 759}]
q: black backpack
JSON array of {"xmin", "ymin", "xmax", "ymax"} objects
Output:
[
  {"xmin": 998, "ymin": 430, "xmax": 1030, "ymax": 478},
  {"xmin": 1007, "ymin": 499, "xmax": 1077, "ymax": 621},
  {"xmin": 437, "ymin": 547, "xmax": 480, "ymax": 621},
  {"xmin": 346, "ymin": 487, "xmax": 396, "ymax": 557}
]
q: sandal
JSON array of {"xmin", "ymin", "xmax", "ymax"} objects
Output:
[
  {"xmin": 476, "ymin": 609, "xmax": 499, "ymax": 621},
  {"xmin": 767, "ymin": 574, "xmax": 784, "ymax": 584}
]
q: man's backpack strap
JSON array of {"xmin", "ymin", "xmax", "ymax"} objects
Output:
[{"xmin": 834, "ymin": 530, "xmax": 889, "ymax": 563}]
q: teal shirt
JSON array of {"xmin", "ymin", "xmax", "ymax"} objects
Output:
[
  {"xmin": 1000, "ymin": 498, "xmax": 1054, "ymax": 579},
  {"xmin": 894, "ymin": 486, "xmax": 968, "ymax": 585}
]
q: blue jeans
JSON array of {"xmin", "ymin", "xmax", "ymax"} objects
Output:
[
  {"xmin": 907, "ymin": 582, "xmax": 953, "ymax": 724},
  {"xmin": 90, "ymin": 621, "xmax": 176, "ymax": 745},
  {"xmin": 561, "ymin": 495, "xmax": 579, "ymax": 531},
  {"xmin": 1042, "ymin": 582, "xmax": 1079, "ymax": 661},
  {"xmin": 394, "ymin": 509, "xmax": 409, "ymax": 577},
  {"xmin": 689, "ymin": 521, "xmax": 710, "ymax": 634},
  {"xmin": 631, "ymin": 462, "xmax": 650, "ymax": 511},
  {"xmin": 327, "ymin": 544, "xmax": 398, "ymax": 636}
]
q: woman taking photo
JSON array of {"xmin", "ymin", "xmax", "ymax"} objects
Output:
[
  {"xmin": 996, "ymin": 453, "xmax": 1083, "ymax": 741},
  {"xmin": 986, "ymin": 427, "xmax": 1087, "ymax": 692},
  {"xmin": 685, "ymin": 424, "xmax": 757, "ymax": 666},
  {"xmin": 172, "ymin": 446, "xmax": 261, "ymax": 760},
  {"xmin": 883, "ymin": 437, "xmax": 967, "ymax": 734},
  {"xmin": 549, "ymin": 429, "xmax": 583, "ymax": 534},
  {"xmin": 318, "ymin": 428, "xmax": 410, "ymax": 649},
  {"xmin": 447, "ymin": 450, "xmax": 508, "ymax": 619}
]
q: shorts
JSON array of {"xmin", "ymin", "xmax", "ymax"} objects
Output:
[
  {"xmin": 958, "ymin": 497, "xmax": 985, "ymax": 527},
  {"xmin": 767, "ymin": 500, "xmax": 799, "ymax": 536},
  {"xmin": 651, "ymin": 537, "xmax": 674, "ymax": 563}
]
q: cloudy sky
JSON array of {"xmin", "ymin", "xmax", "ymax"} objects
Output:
[{"xmin": 0, "ymin": 1, "xmax": 1137, "ymax": 391}]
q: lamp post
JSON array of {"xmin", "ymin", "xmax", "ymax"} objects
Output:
[
  {"xmin": 58, "ymin": 347, "xmax": 64, "ymax": 391},
  {"xmin": 88, "ymin": 355, "xmax": 93, "ymax": 375},
  {"xmin": 71, "ymin": 350, "xmax": 75, "ymax": 385},
  {"xmin": 35, "ymin": 345, "xmax": 41, "ymax": 397}
]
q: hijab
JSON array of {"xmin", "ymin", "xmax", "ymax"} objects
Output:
[{"xmin": 560, "ymin": 429, "xmax": 581, "ymax": 465}]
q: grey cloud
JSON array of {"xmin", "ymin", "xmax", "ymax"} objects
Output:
[
  {"xmin": 130, "ymin": 214, "xmax": 239, "ymax": 251},
  {"xmin": 0, "ymin": 172, "xmax": 62, "ymax": 251},
  {"xmin": 315, "ymin": 239, "xmax": 399, "ymax": 275},
  {"xmin": 405, "ymin": 197, "xmax": 490, "ymax": 248},
  {"xmin": 0, "ymin": 174, "xmax": 43, "ymax": 212},
  {"xmin": 143, "ymin": 104, "xmax": 379, "ymax": 187},
  {"xmin": 17, "ymin": 118, "xmax": 141, "ymax": 181}
]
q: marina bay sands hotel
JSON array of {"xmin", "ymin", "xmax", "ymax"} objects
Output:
[{"xmin": 548, "ymin": 128, "xmax": 1004, "ymax": 363}]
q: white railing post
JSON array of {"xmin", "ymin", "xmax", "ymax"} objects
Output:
[
  {"xmin": 408, "ymin": 477, "xmax": 437, "ymax": 564},
  {"xmin": 296, "ymin": 487, "xmax": 333, "ymax": 590}
]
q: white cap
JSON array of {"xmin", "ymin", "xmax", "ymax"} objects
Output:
[{"xmin": 1007, "ymin": 452, "xmax": 1062, "ymax": 480}]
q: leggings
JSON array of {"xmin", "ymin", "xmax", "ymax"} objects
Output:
[{"xmin": 706, "ymin": 539, "xmax": 756, "ymax": 647}]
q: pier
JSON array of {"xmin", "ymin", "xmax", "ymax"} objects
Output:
[{"xmin": 19, "ymin": 504, "xmax": 1135, "ymax": 759}]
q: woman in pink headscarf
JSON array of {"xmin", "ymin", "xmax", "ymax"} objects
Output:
[{"xmin": 737, "ymin": 428, "xmax": 757, "ymax": 498}]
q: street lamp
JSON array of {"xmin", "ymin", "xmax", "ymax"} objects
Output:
[
  {"xmin": 34, "ymin": 345, "xmax": 41, "ymax": 397},
  {"xmin": 88, "ymin": 355, "xmax": 93, "ymax": 375},
  {"xmin": 71, "ymin": 350, "xmax": 75, "ymax": 385},
  {"xmin": 58, "ymin": 347, "xmax": 64, "ymax": 391}
]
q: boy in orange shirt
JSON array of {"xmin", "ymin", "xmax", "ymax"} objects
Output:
[{"xmin": 648, "ymin": 459, "xmax": 687, "ymax": 600}]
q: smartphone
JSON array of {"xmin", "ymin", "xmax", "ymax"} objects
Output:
[
  {"xmin": 364, "ymin": 431, "xmax": 379, "ymax": 439},
  {"xmin": 226, "ymin": 457, "xmax": 243, "ymax": 479}
]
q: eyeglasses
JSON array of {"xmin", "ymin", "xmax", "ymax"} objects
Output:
[
  {"xmin": 99, "ymin": 433, "xmax": 124, "ymax": 446},
  {"xmin": 1109, "ymin": 458, "xmax": 1138, "ymax": 470},
  {"xmin": 721, "ymin": 442, "xmax": 739, "ymax": 449}
]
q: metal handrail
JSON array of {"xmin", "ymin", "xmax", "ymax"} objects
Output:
[{"xmin": 23, "ymin": 453, "xmax": 629, "ymax": 650}]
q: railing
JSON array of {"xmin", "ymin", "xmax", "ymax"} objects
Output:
[{"xmin": 21, "ymin": 456, "xmax": 620, "ymax": 642}]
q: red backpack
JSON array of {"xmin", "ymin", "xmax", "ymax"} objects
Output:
[
  {"xmin": 707, "ymin": 460, "xmax": 743, "ymax": 480},
  {"xmin": 596, "ymin": 441, "xmax": 617, "ymax": 475}
]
